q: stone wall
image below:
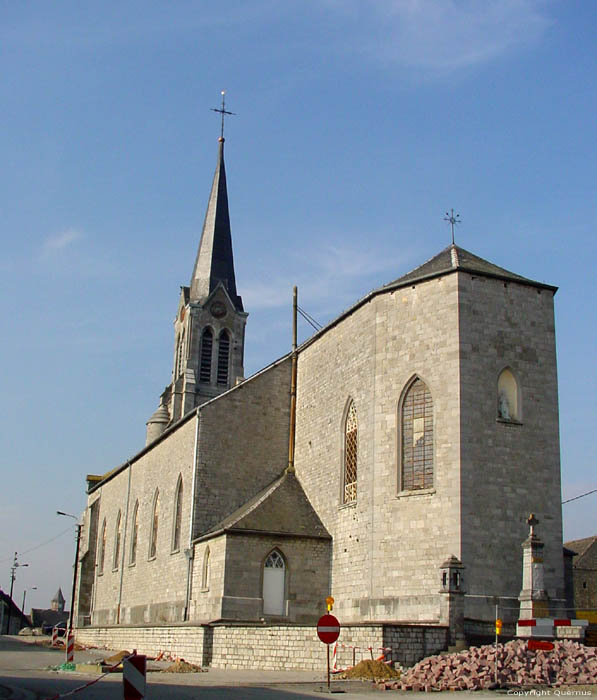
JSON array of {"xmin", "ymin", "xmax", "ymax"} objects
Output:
[
  {"xmin": 83, "ymin": 416, "xmax": 197, "ymax": 626},
  {"xmin": 76, "ymin": 622, "xmax": 448, "ymax": 670},
  {"xmin": 294, "ymin": 274, "xmax": 462, "ymax": 623},
  {"xmin": 458, "ymin": 273, "xmax": 565, "ymax": 620},
  {"xmin": 192, "ymin": 356, "xmax": 291, "ymax": 538}
]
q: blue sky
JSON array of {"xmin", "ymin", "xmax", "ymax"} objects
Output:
[{"xmin": 1, "ymin": 1, "xmax": 595, "ymax": 613}]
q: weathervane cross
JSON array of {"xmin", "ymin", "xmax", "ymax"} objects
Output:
[
  {"xmin": 211, "ymin": 90, "xmax": 235, "ymax": 140},
  {"xmin": 444, "ymin": 208, "xmax": 461, "ymax": 245}
]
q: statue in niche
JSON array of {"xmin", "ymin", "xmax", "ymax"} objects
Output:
[{"xmin": 498, "ymin": 391, "xmax": 511, "ymax": 420}]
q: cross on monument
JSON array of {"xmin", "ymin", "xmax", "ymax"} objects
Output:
[
  {"xmin": 527, "ymin": 513, "xmax": 539, "ymax": 537},
  {"xmin": 444, "ymin": 209, "xmax": 461, "ymax": 245},
  {"xmin": 211, "ymin": 90, "xmax": 235, "ymax": 140}
]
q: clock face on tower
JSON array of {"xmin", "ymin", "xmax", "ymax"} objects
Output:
[{"xmin": 210, "ymin": 301, "xmax": 227, "ymax": 319}]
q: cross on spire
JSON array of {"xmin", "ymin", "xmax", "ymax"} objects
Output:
[
  {"xmin": 444, "ymin": 208, "xmax": 461, "ymax": 245},
  {"xmin": 211, "ymin": 90, "xmax": 235, "ymax": 141}
]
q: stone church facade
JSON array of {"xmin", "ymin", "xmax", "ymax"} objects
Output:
[{"xmin": 74, "ymin": 133, "xmax": 565, "ymax": 668}]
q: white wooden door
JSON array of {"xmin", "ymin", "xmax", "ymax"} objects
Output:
[{"xmin": 263, "ymin": 551, "xmax": 285, "ymax": 615}]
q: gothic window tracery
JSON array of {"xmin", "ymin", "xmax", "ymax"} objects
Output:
[
  {"xmin": 343, "ymin": 400, "xmax": 358, "ymax": 504},
  {"xmin": 172, "ymin": 476, "xmax": 183, "ymax": 553},
  {"xmin": 217, "ymin": 330, "xmax": 230, "ymax": 386},
  {"xmin": 200, "ymin": 328, "xmax": 213, "ymax": 383},
  {"xmin": 176, "ymin": 330, "xmax": 185, "ymax": 378},
  {"xmin": 149, "ymin": 490, "xmax": 159, "ymax": 559},
  {"xmin": 130, "ymin": 501, "xmax": 139, "ymax": 565},
  {"xmin": 400, "ymin": 377, "xmax": 434, "ymax": 491},
  {"xmin": 263, "ymin": 549, "xmax": 286, "ymax": 616},
  {"xmin": 113, "ymin": 510, "xmax": 122, "ymax": 570}
]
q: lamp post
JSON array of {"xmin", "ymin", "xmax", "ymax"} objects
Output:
[
  {"xmin": 5, "ymin": 553, "xmax": 29, "ymax": 634},
  {"xmin": 21, "ymin": 587, "xmax": 37, "ymax": 617},
  {"xmin": 56, "ymin": 511, "xmax": 82, "ymax": 637}
]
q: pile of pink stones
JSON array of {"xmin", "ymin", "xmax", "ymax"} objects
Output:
[{"xmin": 377, "ymin": 639, "xmax": 597, "ymax": 691}]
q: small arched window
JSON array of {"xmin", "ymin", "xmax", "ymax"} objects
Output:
[
  {"xmin": 263, "ymin": 549, "xmax": 286, "ymax": 616},
  {"xmin": 199, "ymin": 328, "xmax": 213, "ymax": 383},
  {"xmin": 130, "ymin": 501, "xmax": 139, "ymax": 565},
  {"xmin": 401, "ymin": 377, "xmax": 434, "ymax": 491},
  {"xmin": 217, "ymin": 330, "xmax": 230, "ymax": 386},
  {"xmin": 172, "ymin": 476, "xmax": 183, "ymax": 553},
  {"xmin": 343, "ymin": 400, "xmax": 358, "ymax": 504},
  {"xmin": 149, "ymin": 490, "xmax": 159, "ymax": 559},
  {"xmin": 202, "ymin": 547, "xmax": 211, "ymax": 591},
  {"xmin": 113, "ymin": 510, "xmax": 122, "ymax": 570},
  {"xmin": 497, "ymin": 367, "xmax": 520, "ymax": 421},
  {"xmin": 98, "ymin": 518, "xmax": 106, "ymax": 574}
]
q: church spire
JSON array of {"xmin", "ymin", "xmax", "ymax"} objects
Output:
[{"xmin": 189, "ymin": 136, "xmax": 243, "ymax": 311}]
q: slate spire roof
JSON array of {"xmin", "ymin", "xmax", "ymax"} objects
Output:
[
  {"xmin": 189, "ymin": 137, "xmax": 243, "ymax": 311},
  {"xmin": 52, "ymin": 588, "xmax": 65, "ymax": 605}
]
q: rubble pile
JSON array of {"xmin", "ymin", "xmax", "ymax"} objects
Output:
[{"xmin": 377, "ymin": 640, "xmax": 597, "ymax": 691}]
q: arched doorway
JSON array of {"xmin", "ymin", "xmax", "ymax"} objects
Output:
[{"xmin": 263, "ymin": 550, "xmax": 285, "ymax": 615}]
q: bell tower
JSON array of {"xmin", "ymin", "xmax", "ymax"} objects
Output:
[{"xmin": 146, "ymin": 109, "xmax": 247, "ymax": 445}]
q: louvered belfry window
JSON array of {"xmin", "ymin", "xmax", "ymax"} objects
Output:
[
  {"xmin": 199, "ymin": 328, "xmax": 213, "ymax": 383},
  {"xmin": 344, "ymin": 400, "xmax": 358, "ymax": 503},
  {"xmin": 217, "ymin": 330, "xmax": 230, "ymax": 386},
  {"xmin": 401, "ymin": 378, "xmax": 434, "ymax": 490}
]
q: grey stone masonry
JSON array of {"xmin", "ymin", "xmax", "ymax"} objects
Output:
[{"xmin": 76, "ymin": 622, "xmax": 448, "ymax": 670}]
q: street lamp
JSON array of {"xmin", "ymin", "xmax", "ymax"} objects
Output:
[
  {"xmin": 56, "ymin": 511, "xmax": 82, "ymax": 638},
  {"xmin": 21, "ymin": 587, "xmax": 37, "ymax": 616},
  {"xmin": 5, "ymin": 553, "xmax": 29, "ymax": 634}
]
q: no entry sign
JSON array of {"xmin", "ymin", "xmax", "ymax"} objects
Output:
[{"xmin": 317, "ymin": 613, "xmax": 340, "ymax": 644}]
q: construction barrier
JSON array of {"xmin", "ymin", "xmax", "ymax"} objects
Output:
[
  {"xmin": 51, "ymin": 626, "xmax": 59, "ymax": 647},
  {"xmin": 123, "ymin": 651, "xmax": 147, "ymax": 700},
  {"xmin": 65, "ymin": 633, "xmax": 75, "ymax": 663},
  {"xmin": 332, "ymin": 644, "xmax": 393, "ymax": 673}
]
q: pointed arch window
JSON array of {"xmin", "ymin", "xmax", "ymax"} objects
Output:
[
  {"xmin": 263, "ymin": 549, "xmax": 286, "ymax": 616},
  {"xmin": 98, "ymin": 518, "xmax": 106, "ymax": 575},
  {"xmin": 149, "ymin": 490, "xmax": 159, "ymax": 559},
  {"xmin": 343, "ymin": 400, "xmax": 358, "ymax": 504},
  {"xmin": 497, "ymin": 367, "xmax": 521, "ymax": 422},
  {"xmin": 401, "ymin": 377, "xmax": 434, "ymax": 491},
  {"xmin": 202, "ymin": 547, "xmax": 211, "ymax": 591},
  {"xmin": 172, "ymin": 476, "xmax": 183, "ymax": 553},
  {"xmin": 217, "ymin": 330, "xmax": 230, "ymax": 386},
  {"xmin": 130, "ymin": 501, "xmax": 139, "ymax": 565},
  {"xmin": 113, "ymin": 510, "xmax": 122, "ymax": 570},
  {"xmin": 199, "ymin": 328, "xmax": 213, "ymax": 383}
]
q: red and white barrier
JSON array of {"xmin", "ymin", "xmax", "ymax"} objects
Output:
[
  {"xmin": 65, "ymin": 633, "xmax": 75, "ymax": 663},
  {"xmin": 517, "ymin": 618, "xmax": 589, "ymax": 638},
  {"xmin": 51, "ymin": 626, "xmax": 59, "ymax": 647},
  {"xmin": 123, "ymin": 651, "xmax": 146, "ymax": 700}
]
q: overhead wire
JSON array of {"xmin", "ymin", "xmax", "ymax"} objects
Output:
[
  {"xmin": 562, "ymin": 487, "xmax": 597, "ymax": 504},
  {"xmin": 297, "ymin": 305, "xmax": 323, "ymax": 331},
  {"xmin": 0, "ymin": 524, "xmax": 76, "ymax": 564}
]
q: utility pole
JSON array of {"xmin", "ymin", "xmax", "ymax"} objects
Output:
[
  {"xmin": 57, "ymin": 512, "xmax": 82, "ymax": 636},
  {"xmin": 21, "ymin": 587, "xmax": 37, "ymax": 618},
  {"xmin": 5, "ymin": 553, "xmax": 28, "ymax": 634}
]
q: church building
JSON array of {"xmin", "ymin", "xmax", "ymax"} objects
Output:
[{"xmin": 73, "ymin": 128, "xmax": 566, "ymax": 669}]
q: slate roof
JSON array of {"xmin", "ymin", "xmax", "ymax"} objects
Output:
[
  {"xmin": 382, "ymin": 244, "xmax": 557, "ymax": 293},
  {"xmin": 197, "ymin": 470, "xmax": 331, "ymax": 542},
  {"xmin": 30, "ymin": 608, "xmax": 69, "ymax": 629},
  {"xmin": 564, "ymin": 535, "xmax": 597, "ymax": 563}
]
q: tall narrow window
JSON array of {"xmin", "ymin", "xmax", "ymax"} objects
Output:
[
  {"xmin": 401, "ymin": 377, "xmax": 434, "ymax": 491},
  {"xmin": 343, "ymin": 400, "xmax": 358, "ymax": 504},
  {"xmin": 176, "ymin": 330, "xmax": 185, "ymax": 378},
  {"xmin": 130, "ymin": 501, "xmax": 139, "ymax": 565},
  {"xmin": 149, "ymin": 490, "xmax": 159, "ymax": 559},
  {"xmin": 199, "ymin": 328, "xmax": 213, "ymax": 383},
  {"xmin": 217, "ymin": 330, "xmax": 230, "ymax": 386},
  {"xmin": 113, "ymin": 511, "xmax": 122, "ymax": 570},
  {"xmin": 172, "ymin": 476, "xmax": 183, "ymax": 553},
  {"xmin": 202, "ymin": 547, "xmax": 211, "ymax": 591},
  {"xmin": 98, "ymin": 519, "xmax": 106, "ymax": 574}
]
